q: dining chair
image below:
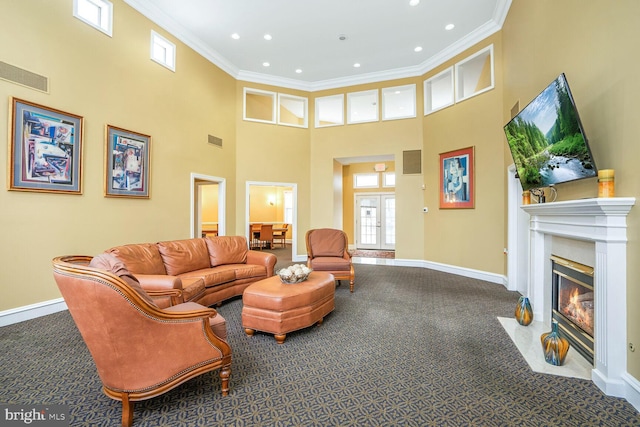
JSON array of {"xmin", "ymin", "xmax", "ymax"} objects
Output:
[
  {"xmin": 257, "ymin": 224, "xmax": 274, "ymax": 250},
  {"xmin": 272, "ymin": 224, "xmax": 289, "ymax": 248}
]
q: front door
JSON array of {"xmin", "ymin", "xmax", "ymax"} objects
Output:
[{"xmin": 355, "ymin": 194, "xmax": 395, "ymax": 250}]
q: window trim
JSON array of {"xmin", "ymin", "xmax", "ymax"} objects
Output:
[
  {"xmin": 150, "ymin": 30, "xmax": 176, "ymax": 72},
  {"xmin": 278, "ymin": 93, "xmax": 308, "ymax": 128},
  {"xmin": 73, "ymin": 0, "xmax": 113, "ymax": 37},
  {"xmin": 382, "ymin": 172, "xmax": 396, "ymax": 188},
  {"xmin": 424, "ymin": 67, "xmax": 454, "ymax": 115},
  {"xmin": 347, "ymin": 90, "xmax": 379, "ymax": 124},
  {"xmin": 455, "ymin": 44, "xmax": 494, "ymax": 103},
  {"xmin": 382, "ymin": 84, "xmax": 416, "ymax": 121},
  {"xmin": 315, "ymin": 94, "xmax": 344, "ymax": 128},
  {"xmin": 353, "ymin": 173, "xmax": 380, "ymax": 189},
  {"xmin": 243, "ymin": 87, "xmax": 277, "ymax": 124}
]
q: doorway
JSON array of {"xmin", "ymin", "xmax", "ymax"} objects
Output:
[
  {"xmin": 246, "ymin": 181, "xmax": 300, "ymax": 261},
  {"xmin": 354, "ymin": 194, "xmax": 395, "ymax": 250},
  {"xmin": 191, "ymin": 173, "xmax": 225, "ymax": 238}
]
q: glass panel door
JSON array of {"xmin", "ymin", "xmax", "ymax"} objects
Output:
[{"xmin": 355, "ymin": 194, "xmax": 395, "ymax": 250}]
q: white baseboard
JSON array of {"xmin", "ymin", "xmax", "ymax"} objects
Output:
[{"xmin": 0, "ymin": 298, "xmax": 67, "ymax": 327}]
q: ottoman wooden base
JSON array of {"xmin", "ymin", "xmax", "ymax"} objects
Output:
[{"xmin": 242, "ymin": 271, "xmax": 335, "ymax": 344}]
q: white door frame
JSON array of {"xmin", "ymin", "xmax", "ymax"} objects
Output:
[
  {"xmin": 246, "ymin": 181, "xmax": 301, "ymax": 261},
  {"xmin": 191, "ymin": 173, "xmax": 226, "ymax": 238},
  {"xmin": 506, "ymin": 164, "xmax": 529, "ymax": 294},
  {"xmin": 354, "ymin": 192, "xmax": 395, "ymax": 250}
]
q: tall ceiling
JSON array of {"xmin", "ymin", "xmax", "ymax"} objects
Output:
[{"xmin": 124, "ymin": 0, "xmax": 511, "ymax": 91}]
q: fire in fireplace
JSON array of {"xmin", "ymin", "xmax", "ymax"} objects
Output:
[{"xmin": 551, "ymin": 255, "xmax": 594, "ymax": 365}]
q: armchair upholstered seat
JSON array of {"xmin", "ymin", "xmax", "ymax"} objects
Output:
[
  {"xmin": 305, "ymin": 228, "xmax": 355, "ymax": 292},
  {"xmin": 52, "ymin": 254, "xmax": 232, "ymax": 427}
]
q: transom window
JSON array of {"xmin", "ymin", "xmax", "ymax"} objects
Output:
[
  {"xmin": 151, "ymin": 31, "xmax": 176, "ymax": 72},
  {"xmin": 354, "ymin": 173, "xmax": 379, "ymax": 189},
  {"xmin": 73, "ymin": 0, "xmax": 113, "ymax": 37}
]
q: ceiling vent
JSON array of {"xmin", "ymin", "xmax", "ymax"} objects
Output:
[
  {"xmin": 0, "ymin": 62, "xmax": 49, "ymax": 93},
  {"xmin": 208, "ymin": 134, "xmax": 223, "ymax": 147}
]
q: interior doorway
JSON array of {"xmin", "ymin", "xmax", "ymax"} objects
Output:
[
  {"xmin": 191, "ymin": 173, "xmax": 226, "ymax": 238},
  {"xmin": 354, "ymin": 193, "xmax": 395, "ymax": 250},
  {"xmin": 246, "ymin": 181, "xmax": 299, "ymax": 261}
]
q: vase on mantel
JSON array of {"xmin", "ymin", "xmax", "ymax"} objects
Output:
[
  {"xmin": 541, "ymin": 321, "xmax": 570, "ymax": 366},
  {"xmin": 515, "ymin": 296, "xmax": 533, "ymax": 326}
]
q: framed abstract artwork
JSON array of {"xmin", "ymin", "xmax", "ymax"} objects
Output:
[
  {"xmin": 104, "ymin": 125, "xmax": 151, "ymax": 198},
  {"xmin": 8, "ymin": 98, "xmax": 83, "ymax": 194},
  {"xmin": 439, "ymin": 146, "xmax": 474, "ymax": 209}
]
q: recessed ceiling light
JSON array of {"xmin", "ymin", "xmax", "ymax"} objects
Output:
[
  {"xmin": 295, "ymin": 69, "xmax": 302, "ymax": 74},
  {"xmin": 264, "ymin": 34, "xmax": 272, "ymax": 41},
  {"xmin": 353, "ymin": 63, "xmax": 361, "ymax": 68},
  {"xmin": 414, "ymin": 46, "xmax": 423, "ymax": 52},
  {"xmin": 445, "ymin": 24, "xmax": 455, "ymax": 31},
  {"xmin": 338, "ymin": 34, "xmax": 348, "ymax": 41},
  {"xmin": 231, "ymin": 33, "xmax": 240, "ymax": 40},
  {"xmin": 262, "ymin": 62, "xmax": 270, "ymax": 67},
  {"xmin": 409, "ymin": 0, "xmax": 420, "ymax": 6}
]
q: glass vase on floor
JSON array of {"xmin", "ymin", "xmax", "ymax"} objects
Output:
[
  {"xmin": 541, "ymin": 321, "xmax": 570, "ymax": 366},
  {"xmin": 515, "ymin": 296, "xmax": 533, "ymax": 326}
]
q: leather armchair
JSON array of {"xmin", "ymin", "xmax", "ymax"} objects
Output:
[
  {"xmin": 305, "ymin": 228, "xmax": 355, "ymax": 292},
  {"xmin": 52, "ymin": 254, "xmax": 232, "ymax": 427}
]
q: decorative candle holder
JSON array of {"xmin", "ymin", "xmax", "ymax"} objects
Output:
[
  {"xmin": 522, "ymin": 191, "xmax": 531, "ymax": 205},
  {"xmin": 598, "ymin": 169, "xmax": 615, "ymax": 198}
]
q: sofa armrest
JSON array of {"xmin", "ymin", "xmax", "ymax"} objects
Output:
[
  {"xmin": 246, "ymin": 250, "xmax": 277, "ymax": 276},
  {"xmin": 135, "ymin": 274, "xmax": 183, "ymax": 306}
]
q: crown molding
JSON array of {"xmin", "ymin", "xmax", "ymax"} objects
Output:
[{"xmin": 124, "ymin": 0, "xmax": 511, "ymax": 92}]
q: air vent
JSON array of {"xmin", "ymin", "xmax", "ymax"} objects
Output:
[
  {"xmin": 0, "ymin": 62, "xmax": 49, "ymax": 93},
  {"xmin": 403, "ymin": 150, "xmax": 421, "ymax": 175},
  {"xmin": 208, "ymin": 135, "xmax": 223, "ymax": 147}
]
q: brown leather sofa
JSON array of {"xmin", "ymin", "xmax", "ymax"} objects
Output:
[{"xmin": 104, "ymin": 236, "xmax": 276, "ymax": 308}]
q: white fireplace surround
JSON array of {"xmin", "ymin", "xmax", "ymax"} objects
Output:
[{"xmin": 521, "ymin": 197, "xmax": 635, "ymax": 400}]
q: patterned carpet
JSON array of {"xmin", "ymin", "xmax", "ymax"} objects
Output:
[{"xmin": 1, "ymin": 264, "xmax": 639, "ymax": 426}]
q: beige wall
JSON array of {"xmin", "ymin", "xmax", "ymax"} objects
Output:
[
  {"xmin": 502, "ymin": 0, "xmax": 640, "ymax": 378},
  {"xmin": 0, "ymin": 0, "xmax": 237, "ymax": 310}
]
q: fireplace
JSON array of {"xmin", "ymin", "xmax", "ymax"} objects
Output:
[{"xmin": 551, "ymin": 255, "xmax": 594, "ymax": 365}]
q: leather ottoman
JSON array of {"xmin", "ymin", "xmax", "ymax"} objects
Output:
[{"xmin": 241, "ymin": 271, "xmax": 335, "ymax": 344}]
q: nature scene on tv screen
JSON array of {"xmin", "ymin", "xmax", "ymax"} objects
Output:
[{"xmin": 504, "ymin": 75, "xmax": 596, "ymax": 191}]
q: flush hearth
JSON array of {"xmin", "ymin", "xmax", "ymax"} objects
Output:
[{"xmin": 551, "ymin": 255, "xmax": 594, "ymax": 365}]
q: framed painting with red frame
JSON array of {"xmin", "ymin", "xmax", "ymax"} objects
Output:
[{"xmin": 439, "ymin": 146, "xmax": 474, "ymax": 209}]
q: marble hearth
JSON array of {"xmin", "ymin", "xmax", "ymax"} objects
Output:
[{"xmin": 520, "ymin": 197, "xmax": 635, "ymax": 398}]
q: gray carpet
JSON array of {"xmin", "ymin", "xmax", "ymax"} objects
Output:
[{"xmin": 1, "ymin": 264, "xmax": 639, "ymax": 426}]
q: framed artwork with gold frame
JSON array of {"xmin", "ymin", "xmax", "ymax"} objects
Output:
[
  {"xmin": 105, "ymin": 125, "xmax": 151, "ymax": 198},
  {"xmin": 8, "ymin": 98, "xmax": 83, "ymax": 194}
]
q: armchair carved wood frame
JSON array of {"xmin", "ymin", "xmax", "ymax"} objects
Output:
[{"xmin": 52, "ymin": 255, "xmax": 232, "ymax": 427}]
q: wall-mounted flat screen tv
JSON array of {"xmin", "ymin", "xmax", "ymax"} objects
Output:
[{"xmin": 504, "ymin": 73, "xmax": 597, "ymax": 191}]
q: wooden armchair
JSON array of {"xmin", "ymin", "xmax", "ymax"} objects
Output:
[
  {"xmin": 305, "ymin": 228, "xmax": 355, "ymax": 292},
  {"xmin": 52, "ymin": 254, "xmax": 232, "ymax": 427}
]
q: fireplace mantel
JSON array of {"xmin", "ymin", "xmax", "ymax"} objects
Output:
[{"xmin": 521, "ymin": 197, "xmax": 635, "ymax": 398}]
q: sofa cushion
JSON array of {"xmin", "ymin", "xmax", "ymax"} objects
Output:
[
  {"xmin": 309, "ymin": 256, "xmax": 351, "ymax": 271},
  {"xmin": 158, "ymin": 239, "xmax": 211, "ymax": 276},
  {"xmin": 180, "ymin": 267, "xmax": 236, "ymax": 288},
  {"xmin": 106, "ymin": 243, "xmax": 166, "ymax": 275},
  {"xmin": 89, "ymin": 253, "xmax": 158, "ymax": 307},
  {"xmin": 234, "ymin": 264, "xmax": 268, "ymax": 280},
  {"xmin": 205, "ymin": 236, "xmax": 248, "ymax": 267}
]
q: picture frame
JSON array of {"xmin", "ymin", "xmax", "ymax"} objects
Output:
[
  {"xmin": 8, "ymin": 98, "xmax": 83, "ymax": 194},
  {"xmin": 439, "ymin": 146, "xmax": 474, "ymax": 209},
  {"xmin": 105, "ymin": 125, "xmax": 151, "ymax": 198}
]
